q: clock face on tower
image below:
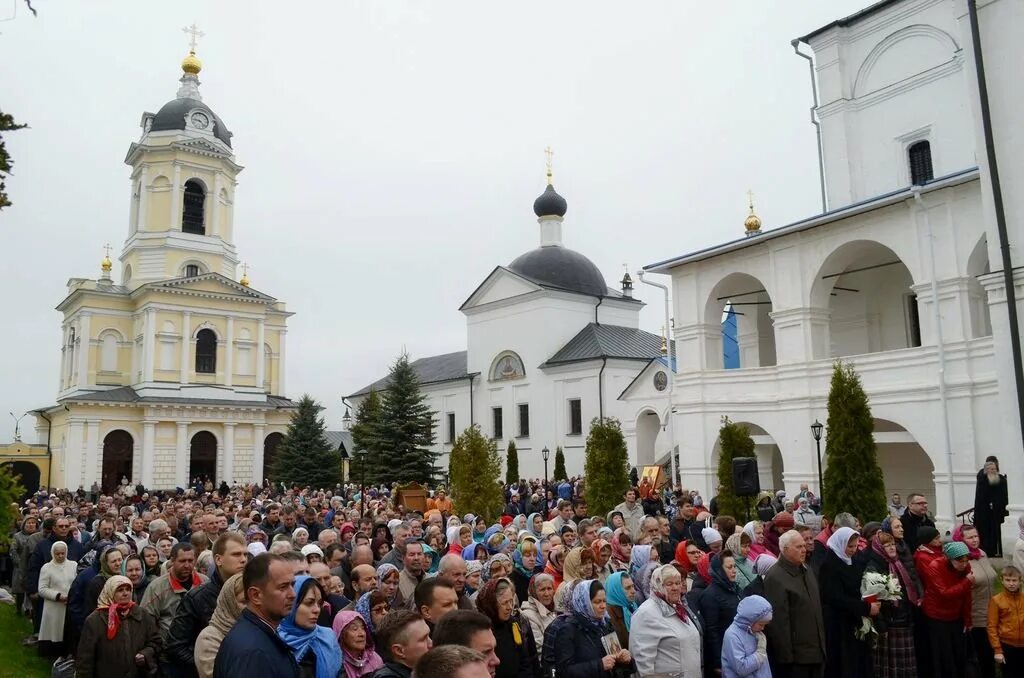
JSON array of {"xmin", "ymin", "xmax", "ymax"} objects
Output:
[{"xmin": 189, "ymin": 111, "xmax": 210, "ymax": 130}]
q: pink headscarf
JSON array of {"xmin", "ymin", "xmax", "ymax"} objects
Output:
[{"xmin": 332, "ymin": 611, "xmax": 384, "ymax": 678}]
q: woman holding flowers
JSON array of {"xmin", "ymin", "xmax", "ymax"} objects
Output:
[
  {"xmin": 864, "ymin": 532, "xmax": 919, "ymax": 677},
  {"xmin": 820, "ymin": 526, "xmax": 877, "ymax": 678}
]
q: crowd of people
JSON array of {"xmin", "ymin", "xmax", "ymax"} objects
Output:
[{"xmin": 2, "ymin": 454, "xmax": 1022, "ymax": 678}]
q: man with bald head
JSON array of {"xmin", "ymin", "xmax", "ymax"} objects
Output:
[
  {"xmin": 341, "ymin": 564, "xmax": 379, "ymax": 611},
  {"xmin": 335, "ymin": 544, "xmax": 374, "ymax": 600},
  {"xmin": 438, "ymin": 553, "xmax": 474, "ymax": 610}
]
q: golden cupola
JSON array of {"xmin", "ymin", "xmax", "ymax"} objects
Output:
[{"xmin": 744, "ymin": 190, "xmax": 762, "ymax": 236}]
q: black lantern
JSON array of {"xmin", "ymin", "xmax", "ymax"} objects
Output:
[{"xmin": 810, "ymin": 420, "xmax": 824, "ymax": 507}]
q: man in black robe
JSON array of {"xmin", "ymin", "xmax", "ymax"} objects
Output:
[{"xmin": 974, "ymin": 455, "xmax": 1009, "ymax": 557}]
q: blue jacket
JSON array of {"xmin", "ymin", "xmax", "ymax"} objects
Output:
[
  {"xmin": 67, "ymin": 563, "xmax": 99, "ymax": 629},
  {"xmin": 721, "ymin": 595, "xmax": 773, "ymax": 678},
  {"xmin": 214, "ymin": 608, "xmax": 299, "ymax": 678}
]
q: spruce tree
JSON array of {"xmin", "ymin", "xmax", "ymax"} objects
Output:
[
  {"xmin": 378, "ymin": 354, "xmax": 438, "ymax": 484},
  {"xmin": 350, "ymin": 390, "xmax": 384, "ymax": 485},
  {"xmin": 553, "ymin": 446, "xmax": 567, "ymax": 482},
  {"xmin": 715, "ymin": 417, "xmax": 756, "ymax": 520},
  {"xmin": 0, "ymin": 464, "xmax": 24, "ymax": 544},
  {"xmin": 449, "ymin": 426, "xmax": 503, "ymax": 522},
  {"xmin": 822, "ymin": 360, "xmax": 887, "ymax": 521},
  {"xmin": 505, "ymin": 440, "xmax": 520, "ymax": 486},
  {"xmin": 270, "ymin": 394, "xmax": 342, "ymax": 490},
  {"xmin": 584, "ymin": 418, "xmax": 631, "ymax": 517}
]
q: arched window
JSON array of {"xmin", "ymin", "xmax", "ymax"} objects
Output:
[
  {"xmin": 195, "ymin": 329, "xmax": 217, "ymax": 374},
  {"xmin": 100, "ymin": 333, "xmax": 119, "ymax": 372},
  {"xmin": 908, "ymin": 141, "xmax": 933, "ymax": 186},
  {"xmin": 185, "ymin": 264, "xmax": 200, "ymax": 278},
  {"xmin": 182, "ymin": 180, "xmax": 206, "ymax": 235}
]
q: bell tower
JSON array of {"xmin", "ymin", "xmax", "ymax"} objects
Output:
[{"xmin": 120, "ymin": 26, "xmax": 242, "ymax": 289}]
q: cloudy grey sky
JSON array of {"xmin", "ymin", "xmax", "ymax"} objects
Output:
[{"xmin": 1, "ymin": 0, "xmax": 867, "ymax": 439}]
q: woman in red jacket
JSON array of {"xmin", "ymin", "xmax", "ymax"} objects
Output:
[{"xmin": 922, "ymin": 541, "xmax": 974, "ymax": 678}]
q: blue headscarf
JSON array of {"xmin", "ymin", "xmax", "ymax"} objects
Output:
[
  {"xmin": 422, "ymin": 543, "xmax": 440, "ymax": 574},
  {"xmin": 526, "ymin": 512, "xmax": 543, "ymax": 539},
  {"xmin": 603, "ymin": 571, "xmax": 637, "ymax": 630},
  {"xmin": 472, "ymin": 518, "xmax": 488, "ymax": 543},
  {"xmin": 276, "ymin": 576, "xmax": 343, "ymax": 678},
  {"xmin": 568, "ymin": 579, "xmax": 608, "ymax": 628},
  {"xmin": 629, "ymin": 544, "xmax": 653, "ymax": 579},
  {"xmin": 355, "ymin": 591, "xmax": 376, "ymax": 635},
  {"xmin": 462, "ymin": 543, "xmax": 486, "ymax": 562}
]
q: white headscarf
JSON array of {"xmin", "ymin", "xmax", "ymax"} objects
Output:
[
  {"xmin": 648, "ymin": 563, "xmax": 682, "ymax": 597},
  {"xmin": 826, "ymin": 526, "xmax": 858, "ymax": 565}
]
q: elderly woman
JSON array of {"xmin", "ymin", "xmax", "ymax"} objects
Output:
[
  {"xmin": 604, "ymin": 571, "xmax": 638, "ymax": 649},
  {"xmin": 76, "ymin": 575, "xmax": 162, "ymax": 678},
  {"xmin": 629, "ymin": 563, "xmax": 704, "ymax": 677},
  {"xmin": 476, "ymin": 577, "xmax": 541, "ymax": 678},
  {"xmin": 863, "ymin": 532, "xmax": 919, "ymax": 678},
  {"xmin": 333, "ymin": 610, "xmax": 384, "ymax": 677},
  {"xmin": 554, "ymin": 547, "xmax": 597, "ymax": 612},
  {"xmin": 954, "ymin": 523, "xmax": 999, "ymax": 678},
  {"xmin": 519, "ymin": 573, "xmax": 557, "ymax": 654},
  {"xmin": 37, "ymin": 540, "xmax": 76, "ymax": 657},
  {"xmin": 194, "ymin": 573, "xmax": 244, "ymax": 678},
  {"xmin": 277, "ymin": 574, "xmax": 343, "ymax": 678},
  {"xmin": 743, "ymin": 521, "xmax": 770, "ymax": 561},
  {"xmin": 591, "ymin": 538, "xmax": 613, "ymax": 583},
  {"xmin": 465, "ymin": 559, "xmax": 484, "ymax": 597},
  {"xmin": 292, "ymin": 527, "xmax": 310, "ymax": 548},
  {"xmin": 354, "ymin": 590, "xmax": 389, "ymax": 648},
  {"xmin": 821, "ymin": 526, "xmax": 875, "ymax": 678},
  {"xmin": 553, "ymin": 579, "xmax": 634, "ymax": 677},
  {"xmin": 629, "ymin": 544, "xmax": 659, "ymax": 605}
]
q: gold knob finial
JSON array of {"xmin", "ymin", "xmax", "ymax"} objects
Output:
[
  {"xmin": 744, "ymin": 189, "xmax": 762, "ymax": 234},
  {"xmin": 239, "ymin": 262, "xmax": 250, "ymax": 287},
  {"xmin": 101, "ymin": 243, "xmax": 113, "ymax": 272},
  {"xmin": 181, "ymin": 23, "xmax": 205, "ymax": 75}
]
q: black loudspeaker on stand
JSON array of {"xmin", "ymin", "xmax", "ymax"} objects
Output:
[{"xmin": 732, "ymin": 457, "xmax": 760, "ymax": 523}]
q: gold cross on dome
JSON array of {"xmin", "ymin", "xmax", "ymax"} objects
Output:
[
  {"xmin": 747, "ymin": 189, "xmax": 755, "ymax": 210},
  {"xmin": 241, "ymin": 262, "xmax": 249, "ymax": 276},
  {"xmin": 544, "ymin": 146, "xmax": 554, "ymax": 185},
  {"xmin": 103, "ymin": 243, "xmax": 112, "ymax": 257},
  {"xmin": 182, "ymin": 23, "xmax": 205, "ymax": 53}
]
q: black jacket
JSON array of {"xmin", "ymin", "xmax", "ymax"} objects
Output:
[
  {"xmin": 900, "ymin": 510, "xmax": 935, "ymax": 552},
  {"xmin": 214, "ymin": 608, "xmax": 299, "ymax": 678},
  {"xmin": 370, "ymin": 662, "xmax": 413, "ymax": 678},
  {"xmin": 819, "ymin": 550, "xmax": 871, "ymax": 678},
  {"xmin": 697, "ymin": 577, "xmax": 743, "ymax": 671},
  {"xmin": 553, "ymin": 614, "xmax": 633, "ymax": 678},
  {"xmin": 166, "ymin": 566, "xmax": 225, "ymax": 671},
  {"xmin": 493, "ymin": 617, "xmax": 541, "ymax": 678}
]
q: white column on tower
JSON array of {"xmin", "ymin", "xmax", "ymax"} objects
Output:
[
  {"xmin": 137, "ymin": 166, "xmax": 150, "ymax": 233},
  {"xmin": 176, "ymin": 421, "xmax": 190, "ymax": 488},
  {"xmin": 141, "ymin": 420, "xmax": 156, "ymax": 487},
  {"xmin": 170, "ymin": 163, "xmax": 182, "ymax": 229},
  {"xmin": 143, "ymin": 308, "xmax": 156, "ymax": 383},
  {"xmin": 180, "ymin": 311, "xmax": 191, "ymax": 384},
  {"xmin": 76, "ymin": 313, "xmax": 91, "ymax": 388},
  {"xmin": 277, "ymin": 329, "xmax": 287, "ymax": 395},
  {"xmin": 223, "ymin": 422, "xmax": 235, "ymax": 485},
  {"xmin": 252, "ymin": 423, "xmax": 265, "ymax": 483},
  {"xmin": 65, "ymin": 419, "xmax": 85, "ymax": 492},
  {"xmin": 256, "ymin": 319, "xmax": 266, "ymax": 391},
  {"xmin": 59, "ymin": 324, "xmax": 69, "ymax": 391},
  {"xmin": 84, "ymin": 419, "xmax": 100, "ymax": 489},
  {"xmin": 225, "ymin": 316, "xmax": 234, "ymax": 387},
  {"xmin": 212, "ymin": 173, "xmax": 222, "ymax": 237}
]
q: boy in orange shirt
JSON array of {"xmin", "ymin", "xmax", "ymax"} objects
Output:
[{"xmin": 988, "ymin": 564, "xmax": 1024, "ymax": 676}]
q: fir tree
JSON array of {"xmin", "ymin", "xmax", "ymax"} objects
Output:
[
  {"xmin": 0, "ymin": 111, "xmax": 28, "ymax": 210},
  {"xmin": 584, "ymin": 418, "xmax": 631, "ymax": 517},
  {"xmin": 505, "ymin": 440, "xmax": 519, "ymax": 486},
  {"xmin": 378, "ymin": 354, "xmax": 438, "ymax": 484},
  {"xmin": 553, "ymin": 446, "xmax": 567, "ymax": 482},
  {"xmin": 0, "ymin": 464, "xmax": 24, "ymax": 544},
  {"xmin": 449, "ymin": 426, "xmax": 503, "ymax": 522},
  {"xmin": 350, "ymin": 390, "xmax": 384, "ymax": 485},
  {"xmin": 715, "ymin": 417, "xmax": 756, "ymax": 520},
  {"xmin": 822, "ymin": 360, "xmax": 887, "ymax": 521},
  {"xmin": 270, "ymin": 395, "xmax": 342, "ymax": 490}
]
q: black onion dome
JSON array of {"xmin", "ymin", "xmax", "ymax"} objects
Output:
[
  {"xmin": 509, "ymin": 246, "xmax": 607, "ymax": 297},
  {"xmin": 533, "ymin": 184, "xmax": 568, "ymax": 217},
  {"xmin": 150, "ymin": 98, "xmax": 233, "ymax": 147}
]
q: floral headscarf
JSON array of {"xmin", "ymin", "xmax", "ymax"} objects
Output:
[
  {"xmin": 475, "ymin": 576, "xmax": 513, "ymax": 624},
  {"xmin": 568, "ymin": 579, "xmax": 607, "ymax": 628},
  {"xmin": 609, "ymin": 529, "xmax": 631, "ymax": 565},
  {"xmin": 650, "ymin": 564, "xmax": 688, "ymax": 622},
  {"xmin": 482, "ymin": 553, "xmax": 512, "ymax": 584},
  {"xmin": 277, "ymin": 576, "xmax": 343, "ymax": 678},
  {"xmin": 590, "ymin": 539, "xmax": 611, "ymax": 568},
  {"xmin": 629, "ymin": 544, "xmax": 653, "ymax": 579},
  {"xmin": 97, "ymin": 575, "xmax": 135, "ymax": 639},
  {"xmin": 209, "ymin": 573, "xmax": 244, "ymax": 635}
]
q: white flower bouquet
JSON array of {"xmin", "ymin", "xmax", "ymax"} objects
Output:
[{"xmin": 855, "ymin": 571, "xmax": 903, "ymax": 640}]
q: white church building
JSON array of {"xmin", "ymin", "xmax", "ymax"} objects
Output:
[{"xmin": 646, "ymin": 0, "xmax": 1024, "ymax": 533}]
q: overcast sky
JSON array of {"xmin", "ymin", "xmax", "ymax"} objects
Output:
[{"xmin": 1, "ymin": 0, "xmax": 868, "ymax": 440}]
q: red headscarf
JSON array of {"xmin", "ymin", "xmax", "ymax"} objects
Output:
[
  {"xmin": 695, "ymin": 552, "xmax": 712, "ymax": 584},
  {"xmin": 610, "ymin": 529, "xmax": 631, "ymax": 567},
  {"xmin": 952, "ymin": 524, "xmax": 983, "ymax": 560},
  {"xmin": 673, "ymin": 540, "xmax": 692, "ymax": 574},
  {"xmin": 590, "ymin": 539, "xmax": 611, "ymax": 568}
]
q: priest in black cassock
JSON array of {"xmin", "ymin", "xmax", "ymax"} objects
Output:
[{"xmin": 973, "ymin": 455, "xmax": 1009, "ymax": 557}]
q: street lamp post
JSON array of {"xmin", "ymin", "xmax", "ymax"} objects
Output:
[
  {"xmin": 358, "ymin": 449, "xmax": 368, "ymax": 519},
  {"xmin": 542, "ymin": 446, "xmax": 550, "ymax": 494},
  {"xmin": 811, "ymin": 420, "xmax": 824, "ymax": 507}
]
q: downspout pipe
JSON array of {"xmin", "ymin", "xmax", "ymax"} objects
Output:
[
  {"xmin": 967, "ymin": 0, "xmax": 1024, "ymax": 456},
  {"xmin": 598, "ymin": 357, "xmax": 607, "ymax": 420},
  {"xmin": 792, "ymin": 39, "xmax": 828, "ymax": 213},
  {"xmin": 637, "ymin": 270, "xmax": 679, "ymax": 489},
  {"xmin": 467, "ymin": 373, "xmax": 476, "ymax": 427},
  {"xmin": 913, "ymin": 188, "xmax": 957, "ymax": 523}
]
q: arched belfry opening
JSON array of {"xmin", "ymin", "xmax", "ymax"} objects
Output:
[{"xmin": 182, "ymin": 180, "xmax": 206, "ymax": 235}]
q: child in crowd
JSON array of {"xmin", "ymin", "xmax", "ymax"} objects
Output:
[
  {"xmin": 721, "ymin": 594, "xmax": 773, "ymax": 678},
  {"xmin": 988, "ymin": 565, "xmax": 1024, "ymax": 677}
]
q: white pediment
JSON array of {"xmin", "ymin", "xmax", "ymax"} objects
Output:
[
  {"xmin": 460, "ymin": 267, "xmax": 543, "ymax": 312},
  {"xmin": 172, "ymin": 137, "xmax": 233, "ymax": 158},
  {"xmin": 618, "ymin": 357, "xmax": 672, "ymax": 402},
  {"xmin": 143, "ymin": 273, "xmax": 276, "ymax": 302}
]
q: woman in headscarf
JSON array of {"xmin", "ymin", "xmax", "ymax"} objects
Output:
[
  {"xmin": 553, "ymin": 579, "xmax": 634, "ymax": 677},
  {"xmin": 421, "ymin": 543, "xmax": 441, "ymax": 575},
  {"xmin": 743, "ymin": 553, "xmax": 777, "ymax": 598},
  {"xmin": 721, "ymin": 594, "xmax": 773, "ymax": 678},
  {"xmin": 121, "ymin": 554, "xmax": 149, "ymax": 604},
  {"xmin": 629, "ymin": 564, "xmax": 703, "ymax": 677},
  {"xmin": 555, "ymin": 547, "xmax": 597, "ymax": 612},
  {"xmin": 603, "ymin": 571, "xmax": 638, "ymax": 650},
  {"xmin": 519, "ymin": 573, "xmax": 557, "ymax": 655},
  {"xmin": 75, "ymin": 575, "xmax": 161, "ymax": 678},
  {"xmin": 376, "ymin": 563, "xmax": 400, "ymax": 607},
  {"xmin": 629, "ymin": 544, "xmax": 660, "ymax": 605},
  {"xmin": 354, "ymin": 590, "xmax": 389, "ymax": 648},
  {"xmin": 445, "ymin": 525, "xmax": 463, "ymax": 555},
  {"xmin": 922, "ymin": 541, "xmax": 974, "ymax": 678},
  {"xmin": 476, "ymin": 577, "xmax": 541, "ymax": 678},
  {"xmin": 332, "ymin": 610, "xmax": 384, "ymax": 678},
  {"xmin": 672, "ymin": 540, "xmax": 703, "ymax": 591},
  {"xmin": 590, "ymin": 538, "xmax": 613, "ymax": 583},
  {"xmin": 140, "ymin": 545, "xmax": 162, "ymax": 579},
  {"xmin": 755, "ymin": 492, "xmax": 775, "ymax": 522},
  {"xmin": 194, "ymin": 573, "xmax": 245, "ymax": 678},
  {"xmin": 543, "ymin": 544, "xmax": 565, "ymax": 590},
  {"xmin": 37, "ymin": 540, "xmax": 76, "ymax": 657},
  {"xmin": 953, "ymin": 523, "xmax": 998, "ymax": 678},
  {"xmin": 292, "ymin": 527, "xmax": 310, "ymax": 548},
  {"xmin": 463, "ymin": 542, "xmax": 489, "ymax": 563},
  {"xmin": 277, "ymin": 574, "xmax": 343, "ymax": 678},
  {"xmin": 863, "ymin": 532, "xmax": 919, "ymax": 678},
  {"xmin": 726, "ymin": 532, "xmax": 756, "ymax": 591},
  {"xmin": 84, "ymin": 545, "xmax": 124, "ymax": 618},
  {"xmin": 473, "ymin": 516, "xmax": 489, "ymax": 543},
  {"xmin": 742, "ymin": 521, "xmax": 770, "ymax": 560},
  {"xmin": 510, "ymin": 540, "xmax": 538, "ymax": 602},
  {"xmin": 696, "ymin": 551, "xmax": 743, "ymax": 676},
  {"xmin": 465, "ymin": 559, "xmax": 484, "ymax": 597},
  {"xmin": 526, "ymin": 512, "xmax": 544, "ymax": 540},
  {"xmin": 609, "ymin": 529, "xmax": 632, "ymax": 573},
  {"xmin": 820, "ymin": 526, "xmax": 874, "ymax": 678}
]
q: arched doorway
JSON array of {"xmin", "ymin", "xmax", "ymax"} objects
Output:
[
  {"xmin": 873, "ymin": 418, "xmax": 935, "ymax": 509},
  {"xmin": 264, "ymin": 432, "xmax": 284, "ymax": 481},
  {"xmin": 2, "ymin": 461, "xmax": 41, "ymax": 499},
  {"xmin": 811, "ymin": 241, "xmax": 917, "ymax": 357},
  {"xmin": 101, "ymin": 430, "xmax": 134, "ymax": 493},
  {"xmin": 635, "ymin": 410, "xmax": 661, "ymax": 469},
  {"xmin": 189, "ymin": 431, "xmax": 217, "ymax": 485},
  {"xmin": 706, "ymin": 273, "xmax": 777, "ymax": 369}
]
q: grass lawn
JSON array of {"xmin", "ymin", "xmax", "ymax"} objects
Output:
[{"xmin": 0, "ymin": 604, "xmax": 53, "ymax": 678}]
